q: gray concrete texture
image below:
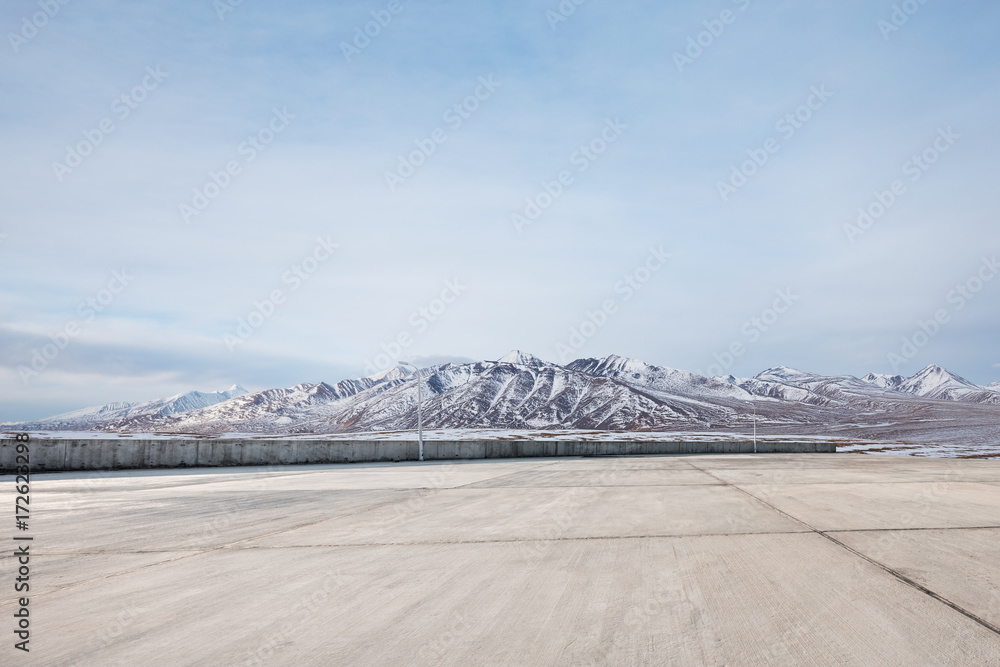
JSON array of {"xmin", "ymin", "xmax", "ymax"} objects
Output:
[
  {"xmin": 2, "ymin": 453, "xmax": 1000, "ymax": 665},
  {"xmin": 0, "ymin": 437, "xmax": 836, "ymax": 473}
]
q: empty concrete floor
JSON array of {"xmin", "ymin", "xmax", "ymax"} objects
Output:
[{"xmin": 2, "ymin": 454, "xmax": 1000, "ymax": 665}]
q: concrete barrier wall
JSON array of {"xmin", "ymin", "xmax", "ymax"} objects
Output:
[{"xmin": 0, "ymin": 437, "xmax": 837, "ymax": 473}]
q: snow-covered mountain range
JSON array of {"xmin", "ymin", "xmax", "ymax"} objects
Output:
[
  {"xmin": 16, "ymin": 385, "xmax": 250, "ymax": 430},
  {"xmin": 5, "ymin": 353, "xmax": 999, "ymax": 443}
]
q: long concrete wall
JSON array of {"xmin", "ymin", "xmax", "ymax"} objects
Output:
[{"xmin": 0, "ymin": 437, "xmax": 836, "ymax": 473}]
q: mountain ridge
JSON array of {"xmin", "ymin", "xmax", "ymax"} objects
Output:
[{"xmin": 5, "ymin": 353, "xmax": 999, "ymax": 437}]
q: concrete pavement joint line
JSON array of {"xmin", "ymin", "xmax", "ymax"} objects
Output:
[
  {"xmin": 670, "ymin": 481, "xmax": 970, "ymax": 486},
  {"xmin": 0, "ymin": 460, "xmax": 668, "ymax": 601},
  {"xmin": 17, "ymin": 456, "xmax": 546, "ymax": 485},
  {"xmin": 213, "ymin": 490, "xmax": 441, "ymax": 551},
  {"xmin": 452, "ymin": 460, "xmax": 564, "ymax": 488},
  {"xmin": 219, "ymin": 533, "xmax": 819, "ymax": 549},
  {"xmin": 684, "ymin": 459, "xmax": 1000, "ymax": 639},
  {"xmin": 0, "ymin": 550, "xmax": 208, "ymax": 557},
  {"xmin": 827, "ymin": 525, "xmax": 1000, "ymax": 534},
  {"xmin": 18, "ymin": 490, "xmax": 440, "ymax": 601},
  {"xmin": 9, "ymin": 523, "xmax": 1000, "ymax": 558},
  {"xmin": 40, "ymin": 485, "xmax": 505, "ymax": 494},
  {"xmin": 9, "ymin": 550, "xmax": 224, "ymax": 602},
  {"xmin": 205, "ymin": 465, "xmax": 567, "ymax": 551},
  {"xmin": 7, "ymin": 530, "xmax": 823, "ymax": 556},
  {"xmin": 25, "ymin": 467, "xmax": 365, "ymax": 494},
  {"xmin": 817, "ymin": 531, "xmax": 1000, "ymax": 637},
  {"xmin": 462, "ymin": 483, "xmax": 726, "ymax": 488}
]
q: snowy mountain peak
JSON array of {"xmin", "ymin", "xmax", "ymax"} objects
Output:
[
  {"xmin": 7, "ymin": 357, "xmax": 998, "ymax": 435},
  {"xmin": 915, "ymin": 363, "xmax": 972, "ymax": 385},
  {"xmin": 566, "ymin": 355, "xmax": 750, "ymax": 401},
  {"xmin": 901, "ymin": 364, "xmax": 977, "ymax": 395},
  {"xmin": 755, "ymin": 366, "xmax": 809, "ymax": 381},
  {"xmin": 154, "ymin": 385, "xmax": 249, "ymax": 415},
  {"xmin": 861, "ymin": 372, "xmax": 905, "ymax": 390},
  {"xmin": 13, "ymin": 384, "xmax": 250, "ymax": 428},
  {"xmin": 566, "ymin": 354, "xmax": 657, "ymax": 381},
  {"xmin": 856, "ymin": 365, "xmax": 999, "ymax": 403},
  {"xmin": 914, "ymin": 363, "xmax": 948, "ymax": 378},
  {"xmin": 590, "ymin": 354, "xmax": 653, "ymax": 375},
  {"xmin": 496, "ymin": 350, "xmax": 548, "ymax": 367},
  {"xmin": 364, "ymin": 366, "xmax": 410, "ymax": 382}
]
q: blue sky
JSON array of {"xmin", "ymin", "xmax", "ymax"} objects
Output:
[{"xmin": 2, "ymin": 0, "xmax": 999, "ymax": 420}]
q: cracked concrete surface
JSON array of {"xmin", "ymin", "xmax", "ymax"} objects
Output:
[{"xmin": 2, "ymin": 454, "xmax": 999, "ymax": 665}]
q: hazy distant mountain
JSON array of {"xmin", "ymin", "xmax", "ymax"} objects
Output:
[
  {"xmin": 860, "ymin": 364, "xmax": 1000, "ymax": 404},
  {"xmin": 10, "ymin": 385, "xmax": 249, "ymax": 430},
  {"xmin": 95, "ymin": 374, "xmax": 408, "ymax": 433},
  {"xmin": 4, "ymin": 354, "xmax": 999, "ymax": 441}
]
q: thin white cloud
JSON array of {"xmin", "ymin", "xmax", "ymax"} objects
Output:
[{"xmin": 2, "ymin": 0, "xmax": 999, "ymax": 418}]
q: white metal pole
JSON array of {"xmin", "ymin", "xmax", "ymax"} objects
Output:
[
  {"xmin": 399, "ymin": 362, "xmax": 423, "ymax": 461},
  {"xmin": 753, "ymin": 401, "xmax": 757, "ymax": 454},
  {"xmin": 416, "ymin": 368, "xmax": 423, "ymax": 461}
]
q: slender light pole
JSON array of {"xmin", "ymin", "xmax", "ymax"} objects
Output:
[
  {"xmin": 753, "ymin": 400, "xmax": 757, "ymax": 454},
  {"xmin": 398, "ymin": 362, "xmax": 423, "ymax": 461}
]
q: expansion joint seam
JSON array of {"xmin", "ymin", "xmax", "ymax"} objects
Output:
[{"xmin": 682, "ymin": 459, "xmax": 1000, "ymax": 639}]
